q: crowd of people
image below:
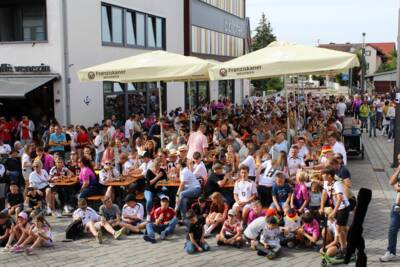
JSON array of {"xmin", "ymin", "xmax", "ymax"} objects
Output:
[{"xmin": 0, "ymin": 91, "xmax": 397, "ymax": 261}]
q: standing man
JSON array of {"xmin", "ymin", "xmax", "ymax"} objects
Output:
[
  {"xmin": 124, "ymin": 115, "xmax": 134, "ymax": 144},
  {"xmin": 380, "ymin": 153, "xmax": 400, "ymax": 262},
  {"xmin": 336, "ymin": 97, "xmax": 347, "ymax": 124},
  {"xmin": 187, "ymin": 123, "xmax": 208, "ymax": 160},
  {"xmin": 327, "ymin": 133, "xmax": 347, "ymax": 166},
  {"xmin": 18, "ymin": 116, "xmax": 35, "ymax": 145},
  {"xmin": 48, "ymin": 125, "xmax": 67, "ymax": 159}
]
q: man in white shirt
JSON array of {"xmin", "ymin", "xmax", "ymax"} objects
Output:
[
  {"xmin": 328, "ymin": 134, "xmax": 347, "ymax": 165},
  {"xmin": 120, "ymin": 194, "xmax": 146, "ymax": 234},
  {"xmin": 124, "ymin": 116, "xmax": 134, "ymax": 140},
  {"xmin": 295, "ymin": 136, "xmax": 309, "ymax": 159},
  {"xmin": 270, "ymin": 131, "xmax": 288, "ymax": 161},
  {"xmin": 287, "ymin": 145, "xmax": 305, "ymax": 180},
  {"xmin": 233, "ymin": 165, "xmax": 257, "ymax": 224},
  {"xmin": 240, "ymin": 144, "xmax": 257, "ymax": 180},
  {"xmin": 336, "ymin": 98, "xmax": 347, "ymax": 123},
  {"xmin": 191, "ymin": 152, "xmax": 207, "ymax": 184}
]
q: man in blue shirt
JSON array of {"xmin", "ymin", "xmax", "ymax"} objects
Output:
[{"xmin": 49, "ymin": 125, "xmax": 67, "ymax": 158}]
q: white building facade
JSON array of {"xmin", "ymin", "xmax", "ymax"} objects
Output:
[{"xmin": 0, "ymin": 0, "xmax": 249, "ymax": 126}]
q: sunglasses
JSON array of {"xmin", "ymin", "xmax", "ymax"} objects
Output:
[{"xmin": 105, "ymin": 162, "xmax": 112, "ymax": 165}]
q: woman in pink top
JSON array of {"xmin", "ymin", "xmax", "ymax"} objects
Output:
[{"xmin": 291, "ymin": 172, "xmax": 310, "ymax": 213}]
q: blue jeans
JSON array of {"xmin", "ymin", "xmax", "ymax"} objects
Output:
[
  {"xmin": 184, "ymin": 240, "xmax": 210, "ymax": 254},
  {"xmin": 144, "ymin": 190, "xmax": 166, "ymax": 215},
  {"xmin": 389, "ymin": 119, "xmax": 396, "ymax": 140},
  {"xmin": 369, "ymin": 117, "xmax": 376, "ymax": 137},
  {"xmin": 179, "ymin": 187, "xmax": 201, "ymax": 218},
  {"xmin": 79, "ymin": 186, "xmax": 102, "ymax": 199},
  {"xmin": 388, "ymin": 205, "xmax": 400, "ymax": 254},
  {"xmin": 146, "ymin": 217, "xmax": 178, "ymax": 239}
]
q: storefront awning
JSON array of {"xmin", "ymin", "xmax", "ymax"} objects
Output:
[{"xmin": 0, "ymin": 74, "xmax": 59, "ymax": 98}]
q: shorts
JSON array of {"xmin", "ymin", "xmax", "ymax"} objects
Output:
[
  {"xmin": 233, "ymin": 202, "xmax": 252, "ymax": 211},
  {"xmin": 336, "ymin": 207, "xmax": 350, "ymax": 226},
  {"xmin": 123, "ymin": 220, "xmax": 143, "ymax": 226}
]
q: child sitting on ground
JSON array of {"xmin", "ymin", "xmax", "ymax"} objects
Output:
[
  {"xmin": 0, "ymin": 212, "xmax": 13, "ymax": 248},
  {"xmin": 6, "ymin": 182, "xmax": 24, "ymax": 215},
  {"xmin": 244, "ymin": 208, "xmax": 277, "ymax": 250},
  {"xmin": 190, "ymin": 195, "xmax": 210, "ymax": 225},
  {"xmin": 271, "ymin": 172, "xmax": 292, "ymax": 215},
  {"xmin": 21, "ymin": 215, "xmax": 53, "ymax": 255},
  {"xmin": 120, "ymin": 194, "xmax": 146, "ymax": 234},
  {"xmin": 216, "ymin": 209, "xmax": 243, "ymax": 248},
  {"xmin": 257, "ymin": 216, "xmax": 281, "ymax": 259},
  {"xmin": 320, "ymin": 207, "xmax": 340, "ymax": 257},
  {"xmin": 247, "ymin": 201, "xmax": 266, "ymax": 225},
  {"xmin": 291, "ymin": 172, "xmax": 309, "ymax": 214},
  {"xmin": 297, "ymin": 211, "xmax": 320, "ymax": 250},
  {"xmin": 184, "ymin": 210, "xmax": 210, "ymax": 254},
  {"xmin": 4, "ymin": 212, "xmax": 30, "ymax": 252},
  {"xmin": 280, "ymin": 208, "xmax": 301, "ymax": 248}
]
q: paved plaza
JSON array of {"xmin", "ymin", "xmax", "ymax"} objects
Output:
[{"xmin": 1, "ymin": 134, "xmax": 399, "ymax": 267}]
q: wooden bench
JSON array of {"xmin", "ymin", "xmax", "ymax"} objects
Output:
[{"xmin": 87, "ymin": 195, "xmax": 104, "ymax": 209}]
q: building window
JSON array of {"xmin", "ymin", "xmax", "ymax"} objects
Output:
[
  {"xmin": 0, "ymin": 0, "xmax": 47, "ymax": 42},
  {"xmin": 101, "ymin": 3, "xmax": 165, "ymax": 49},
  {"xmin": 103, "ymin": 82, "xmax": 166, "ymax": 120},
  {"xmin": 365, "ymin": 50, "xmax": 371, "ymax": 56},
  {"xmin": 185, "ymin": 82, "xmax": 210, "ymax": 109},
  {"xmin": 191, "ymin": 26, "xmax": 243, "ymax": 57},
  {"xmin": 218, "ymin": 80, "xmax": 234, "ymax": 102}
]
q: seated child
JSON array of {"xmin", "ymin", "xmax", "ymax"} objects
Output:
[
  {"xmin": 247, "ymin": 201, "xmax": 266, "ymax": 225},
  {"xmin": 291, "ymin": 172, "xmax": 309, "ymax": 214},
  {"xmin": 297, "ymin": 211, "xmax": 320, "ymax": 249},
  {"xmin": 0, "ymin": 212, "xmax": 13, "ymax": 248},
  {"xmin": 190, "ymin": 195, "xmax": 210, "ymax": 225},
  {"xmin": 120, "ymin": 194, "xmax": 146, "ymax": 234},
  {"xmin": 18, "ymin": 215, "xmax": 53, "ymax": 255},
  {"xmin": 6, "ymin": 182, "xmax": 24, "ymax": 215},
  {"xmin": 271, "ymin": 172, "xmax": 292, "ymax": 214},
  {"xmin": 143, "ymin": 196, "xmax": 178, "ymax": 243},
  {"xmin": 257, "ymin": 216, "xmax": 281, "ymax": 259},
  {"xmin": 24, "ymin": 184, "xmax": 44, "ymax": 214},
  {"xmin": 72, "ymin": 198, "xmax": 118, "ymax": 244},
  {"xmin": 204, "ymin": 192, "xmax": 229, "ymax": 237},
  {"xmin": 280, "ymin": 208, "xmax": 301, "ymax": 248},
  {"xmin": 98, "ymin": 196, "xmax": 124, "ymax": 239},
  {"xmin": 216, "ymin": 209, "xmax": 243, "ymax": 247},
  {"xmin": 320, "ymin": 208, "xmax": 339, "ymax": 257},
  {"xmin": 244, "ymin": 208, "xmax": 276, "ymax": 250},
  {"xmin": 308, "ymin": 181, "xmax": 322, "ymax": 212},
  {"xmin": 4, "ymin": 211, "xmax": 30, "ymax": 252},
  {"xmin": 184, "ymin": 210, "xmax": 210, "ymax": 254}
]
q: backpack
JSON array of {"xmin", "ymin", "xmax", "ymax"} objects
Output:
[{"xmin": 65, "ymin": 219, "xmax": 84, "ymax": 240}]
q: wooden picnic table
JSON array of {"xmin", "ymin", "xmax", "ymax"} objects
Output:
[
  {"xmin": 52, "ymin": 176, "xmax": 79, "ymax": 187},
  {"xmin": 156, "ymin": 178, "xmax": 236, "ymax": 189},
  {"xmin": 104, "ymin": 169, "xmax": 143, "ymax": 187}
]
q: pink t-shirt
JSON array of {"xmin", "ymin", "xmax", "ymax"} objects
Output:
[
  {"xmin": 247, "ymin": 210, "xmax": 266, "ymax": 224},
  {"xmin": 303, "ymin": 219, "xmax": 320, "ymax": 239},
  {"xmin": 294, "ymin": 182, "xmax": 310, "ymax": 205},
  {"xmin": 79, "ymin": 167, "xmax": 97, "ymax": 186},
  {"xmin": 187, "ymin": 131, "xmax": 208, "ymax": 159}
]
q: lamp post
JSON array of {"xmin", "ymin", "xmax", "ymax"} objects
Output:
[
  {"xmin": 393, "ymin": 8, "xmax": 400, "ymax": 167},
  {"xmin": 361, "ymin": 32, "xmax": 366, "ymax": 94}
]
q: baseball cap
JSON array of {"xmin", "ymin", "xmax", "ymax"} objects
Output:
[
  {"xmin": 160, "ymin": 195, "xmax": 170, "ymax": 202},
  {"xmin": 18, "ymin": 211, "xmax": 28, "ymax": 220},
  {"xmin": 228, "ymin": 209, "xmax": 236, "ymax": 217}
]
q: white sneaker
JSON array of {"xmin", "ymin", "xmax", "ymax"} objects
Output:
[
  {"xmin": 146, "ymin": 215, "xmax": 151, "ymax": 222},
  {"xmin": 380, "ymin": 251, "xmax": 396, "ymax": 262},
  {"xmin": 63, "ymin": 205, "xmax": 70, "ymax": 214},
  {"xmin": 46, "ymin": 207, "xmax": 52, "ymax": 216},
  {"xmin": 388, "ymin": 139, "xmax": 393, "ymax": 143}
]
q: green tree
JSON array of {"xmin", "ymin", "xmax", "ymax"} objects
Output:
[
  {"xmin": 377, "ymin": 49, "xmax": 397, "ymax": 73},
  {"xmin": 251, "ymin": 13, "xmax": 278, "ymax": 91}
]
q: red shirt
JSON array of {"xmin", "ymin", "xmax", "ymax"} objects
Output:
[
  {"xmin": 21, "ymin": 120, "xmax": 30, "ymax": 139},
  {"xmin": 0, "ymin": 122, "xmax": 12, "ymax": 142},
  {"xmin": 77, "ymin": 132, "xmax": 89, "ymax": 145},
  {"xmin": 153, "ymin": 207, "xmax": 176, "ymax": 225}
]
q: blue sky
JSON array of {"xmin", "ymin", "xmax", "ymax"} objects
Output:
[{"xmin": 247, "ymin": 0, "xmax": 398, "ymax": 45}]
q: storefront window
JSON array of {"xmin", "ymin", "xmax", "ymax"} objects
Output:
[
  {"xmin": 103, "ymin": 82, "xmax": 166, "ymax": 120},
  {"xmin": 185, "ymin": 82, "xmax": 210, "ymax": 109},
  {"xmin": 218, "ymin": 80, "xmax": 234, "ymax": 102}
]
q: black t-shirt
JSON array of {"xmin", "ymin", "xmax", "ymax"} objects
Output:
[
  {"xmin": 0, "ymin": 218, "xmax": 13, "ymax": 236},
  {"xmin": 65, "ymin": 133, "xmax": 72, "ymax": 152},
  {"xmin": 5, "ymin": 157, "xmax": 21, "ymax": 172},
  {"xmin": 145, "ymin": 169, "xmax": 167, "ymax": 193},
  {"xmin": 27, "ymin": 191, "xmax": 43, "ymax": 208},
  {"xmin": 337, "ymin": 165, "xmax": 351, "ymax": 180},
  {"xmin": 6, "ymin": 192, "xmax": 23, "ymax": 207},
  {"xmin": 204, "ymin": 172, "xmax": 224, "ymax": 197},
  {"xmin": 187, "ymin": 220, "xmax": 203, "ymax": 243}
]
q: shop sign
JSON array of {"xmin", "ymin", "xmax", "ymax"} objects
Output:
[{"xmin": 0, "ymin": 63, "xmax": 51, "ymax": 73}]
